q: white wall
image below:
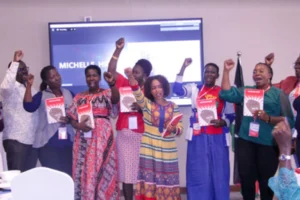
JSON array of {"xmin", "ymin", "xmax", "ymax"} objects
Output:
[{"xmin": 0, "ymin": 0, "xmax": 300, "ymax": 187}]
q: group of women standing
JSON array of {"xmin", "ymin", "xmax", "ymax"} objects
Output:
[{"xmin": 18, "ymin": 37, "xmax": 300, "ymax": 200}]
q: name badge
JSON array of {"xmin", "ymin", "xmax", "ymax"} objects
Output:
[
  {"xmin": 58, "ymin": 127, "xmax": 67, "ymax": 140},
  {"xmin": 185, "ymin": 128, "xmax": 193, "ymax": 141},
  {"xmin": 128, "ymin": 116, "xmax": 138, "ymax": 130},
  {"xmin": 84, "ymin": 131, "xmax": 92, "ymax": 138},
  {"xmin": 193, "ymin": 123, "xmax": 201, "ymax": 136},
  {"xmin": 249, "ymin": 122, "xmax": 260, "ymax": 137}
]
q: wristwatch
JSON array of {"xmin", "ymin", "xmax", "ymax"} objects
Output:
[{"xmin": 279, "ymin": 154, "xmax": 292, "ymax": 161}]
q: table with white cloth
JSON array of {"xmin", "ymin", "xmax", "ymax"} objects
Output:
[{"xmin": 0, "ymin": 190, "xmax": 12, "ymax": 200}]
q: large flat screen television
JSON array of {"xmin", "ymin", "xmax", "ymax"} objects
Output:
[{"xmin": 48, "ymin": 18, "xmax": 204, "ymax": 105}]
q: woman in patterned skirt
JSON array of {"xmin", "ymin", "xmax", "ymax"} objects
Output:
[
  {"xmin": 125, "ymin": 68, "xmax": 184, "ymax": 200},
  {"xmin": 108, "ymin": 38, "xmax": 153, "ymax": 200},
  {"xmin": 67, "ymin": 65, "xmax": 120, "ymax": 200}
]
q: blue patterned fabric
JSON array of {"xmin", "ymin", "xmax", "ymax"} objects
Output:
[{"xmin": 269, "ymin": 168, "xmax": 300, "ymax": 200}]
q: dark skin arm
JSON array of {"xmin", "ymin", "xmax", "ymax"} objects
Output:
[
  {"xmin": 253, "ymin": 110, "xmax": 285, "ymax": 125},
  {"xmin": 104, "ymin": 72, "xmax": 120, "ymax": 104},
  {"xmin": 272, "ymin": 119, "xmax": 292, "ymax": 169},
  {"xmin": 210, "ymin": 119, "xmax": 227, "ymax": 128},
  {"xmin": 107, "ymin": 38, "xmax": 125, "ymax": 80},
  {"xmin": 177, "ymin": 58, "xmax": 192, "ymax": 76},
  {"xmin": 70, "ymin": 118, "xmax": 92, "ymax": 132},
  {"xmin": 265, "ymin": 53, "xmax": 275, "ymax": 66},
  {"xmin": 221, "ymin": 59, "xmax": 236, "ymax": 90},
  {"xmin": 24, "ymin": 74, "xmax": 34, "ymax": 102}
]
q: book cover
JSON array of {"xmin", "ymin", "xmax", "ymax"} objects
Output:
[
  {"xmin": 45, "ymin": 96, "xmax": 65, "ymax": 124},
  {"xmin": 77, "ymin": 103, "xmax": 95, "ymax": 129},
  {"xmin": 196, "ymin": 99, "xmax": 217, "ymax": 126},
  {"xmin": 244, "ymin": 89, "xmax": 264, "ymax": 116},
  {"xmin": 162, "ymin": 113, "xmax": 183, "ymax": 138},
  {"xmin": 120, "ymin": 87, "xmax": 136, "ymax": 113}
]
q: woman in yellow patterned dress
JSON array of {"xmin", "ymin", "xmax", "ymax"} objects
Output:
[{"xmin": 125, "ymin": 68, "xmax": 184, "ymax": 200}]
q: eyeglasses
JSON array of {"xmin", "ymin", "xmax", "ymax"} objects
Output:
[{"xmin": 18, "ymin": 67, "xmax": 29, "ymax": 72}]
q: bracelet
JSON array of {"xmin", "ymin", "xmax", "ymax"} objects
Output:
[
  {"xmin": 112, "ymin": 56, "xmax": 118, "ymax": 60},
  {"xmin": 268, "ymin": 115, "xmax": 271, "ymax": 123}
]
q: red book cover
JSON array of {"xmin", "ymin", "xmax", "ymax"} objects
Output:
[
  {"xmin": 77, "ymin": 103, "xmax": 95, "ymax": 129},
  {"xmin": 120, "ymin": 87, "xmax": 136, "ymax": 113},
  {"xmin": 162, "ymin": 113, "xmax": 183, "ymax": 138},
  {"xmin": 196, "ymin": 99, "xmax": 217, "ymax": 126},
  {"xmin": 244, "ymin": 89, "xmax": 264, "ymax": 116},
  {"xmin": 45, "ymin": 96, "xmax": 65, "ymax": 124}
]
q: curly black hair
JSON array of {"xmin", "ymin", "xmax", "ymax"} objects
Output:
[
  {"xmin": 85, "ymin": 65, "xmax": 101, "ymax": 76},
  {"xmin": 144, "ymin": 75, "xmax": 170, "ymax": 101},
  {"xmin": 135, "ymin": 59, "xmax": 153, "ymax": 77}
]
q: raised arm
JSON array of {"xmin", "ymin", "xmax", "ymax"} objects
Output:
[
  {"xmin": 219, "ymin": 59, "xmax": 244, "ymax": 104},
  {"xmin": 124, "ymin": 67, "xmax": 147, "ymax": 109},
  {"xmin": 173, "ymin": 58, "xmax": 193, "ymax": 97},
  {"xmin": 0, "ymin": 51, "xmax": 24, "ymax": 98},
  {"xmin": 23, "ymin": 74, "xmax": 43, "ymax": 112},
  {"xmin": 178, "ymin": 58, "xmax": 192, "ymax": 76},
  {"xmin": 221, "ymin": 59, "xmax": 235, "ymax": 90},
  {"xmin": 107, "ymin": 38, "xmax": 125, "ymax": 80},
  {"xmin": 103, "ymin": 72, "xmax": 120, "ymax": 104},
  {"xmin": 265, "ymin": 53, "xmax": 274, "ymax": 67}
]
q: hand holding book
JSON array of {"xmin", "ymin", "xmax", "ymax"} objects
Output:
[
  {"xmin": 76, "ymin": 117, "xmax": 92, "ymax": 132},
  {"xmin": 166, "ymin": 124, "xmax": 177, "ymax": 133},
  {"xmin": 210, "ymin": 119, "xmax": 226, "ymax": 128},
  {"xmin": 59, "ymin": 116, "xmax": 70, "ymax": 124},
  {"xmin": 162, "ymin": 113, "xmax": 183, "ymax": 138},
  {"xmin": 253, "ymin": 110, "xmax": 270, "ymax": 123}
]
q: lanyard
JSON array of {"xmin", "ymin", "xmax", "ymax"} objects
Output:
[
  {"xmin": 264, "ymin": 85, "xmax": 271, "ymax": 92},
  {"xmin": 197, "ymin": 85, "xmax": 216, "ymax": 100}
]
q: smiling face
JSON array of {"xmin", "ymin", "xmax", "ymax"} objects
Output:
[
  {"xmin": 45, "ymin": 69, "xmax": 62, "ymax": 90},
  {"xmin": 252, "ymin": 63, "xmax": 272, "ymax": 88},
  {"xmin": 151, "ymin": 79, "xmax": 164, "ymax": 101},
  {"xmin": 203, "ymin": 65, "xmax": 219, "ymax": 87},
  {"xmin": 85, "ymin": 68, "xmax": 100, "ymax": 90}
]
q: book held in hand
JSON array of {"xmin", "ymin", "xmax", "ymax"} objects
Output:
[
  {"xmin": 162, "ymin": 113, "xmax": 183, "ymax": 138},
  {"xmin": 45, "ymin": 96, "xmax": 65, "ymax": 124},
  {"xmin": 196, "ymin": 99, "xmax": 217, "ymax": 126},
  {"xmin": 244, "ymin": 89, "xmax": 264, "ymax": 116},
  {"xmin": 120, "ymin": 87, "xmax": 136, "ymax": 113},
  {"xmin": 77, "ymin": 103, "xmax": 95, "ymax": 129}
]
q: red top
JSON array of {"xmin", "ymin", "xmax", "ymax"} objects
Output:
[
  {"xmin": 197, "ymin": 85, "xmax": 224, "ymax": 134},
  {"xmin": 115, "ymin": 73, "xmax": 144, "ymax": 133}
]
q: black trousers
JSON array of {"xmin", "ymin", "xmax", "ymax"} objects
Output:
[
  {"xmin": 295, "ymin": 137, "xmax": 300, "ymax": 167},
  {"xmin": 236, "ymin": 138, "xmax": 279, "ymax": 200},
  {"xmin": 3, "ymin": 139, "xmax": 32, "ymax": 172},
  {"xmin": 24, "ymin": 133, "xmax": 73, "ymax": 177}
]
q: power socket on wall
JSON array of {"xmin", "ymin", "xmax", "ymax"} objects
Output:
[{"xmin": 84, "ymin": 16, "xmax": 92, "ymax": 22}]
